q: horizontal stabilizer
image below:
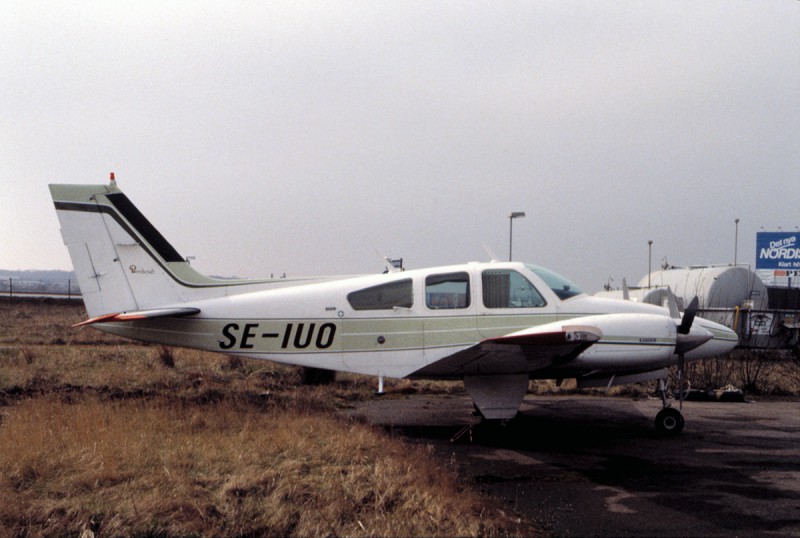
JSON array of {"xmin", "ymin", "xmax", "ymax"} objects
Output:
[{"xmin": 74, "ymin": 307, "xmax": 200, "ymax": 327}]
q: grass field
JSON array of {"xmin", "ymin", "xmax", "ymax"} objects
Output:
[
  {"xmin": 0, "ymin": 299, "xmax": 535, "ymax": 537},
  {"xmin": 3, "ymin": 299, "xmax": 798, "ymax": 537}
]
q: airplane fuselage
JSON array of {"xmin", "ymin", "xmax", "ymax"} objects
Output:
[{"xmin": 95, "ymin": 261, "xmax": 737, "ymax": 381}]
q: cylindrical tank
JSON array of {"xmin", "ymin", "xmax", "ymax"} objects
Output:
[
  {"xmin": 594, "ymin": 287, "xmax": 672, "ymax": 306},
  {"xmin": 638, "ymin": 266, "xmax": 768, "ymax": 310}
]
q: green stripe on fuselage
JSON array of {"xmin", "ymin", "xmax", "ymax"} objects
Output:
[{"xmin": 101, "ymin": 313, "xmax": 566, "ymax": 356}]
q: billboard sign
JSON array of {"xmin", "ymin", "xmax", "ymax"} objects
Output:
[{"xmin": 756, "ymin": 232, "xmax": 800, "ymax": 270}]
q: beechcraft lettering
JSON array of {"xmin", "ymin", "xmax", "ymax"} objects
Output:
[
  {"xmin": 129, "ymin": 265, "xmax": 155, "ymax": 274},
  {"xmin": 219, "ymin": 322, "xmax": 337, "ymax": 350},
  {"xmin": 50, "ymin": 177, "xmax": 739, "ymax": 435}
]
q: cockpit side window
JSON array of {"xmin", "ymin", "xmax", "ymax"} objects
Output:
[
  {"xmin": 426, "ymin": 272, "xmax": 470, "ymax": 309},
  {"xmin": 482, "ymin": 269, "xmax": 546, "ymax": 308},
  {"xmin": 525, "ymin": 264, "xmax": 584, "ymax": 300},
  {"xmin": 347, "ymin": 279, "xmax": 413, "ymax": 310}
]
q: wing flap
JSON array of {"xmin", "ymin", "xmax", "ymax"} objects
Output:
[{"xmin": 73, "ymin": 307, "xmax": 201, "ymax": 327}]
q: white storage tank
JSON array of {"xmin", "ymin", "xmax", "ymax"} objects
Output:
[
  {"xmin": 594, "ymin": 286, "xmax": 672, "ymax": 306},
  {"xmin": 638, "ymin": 266, "xmax": 768, "ymax": 311}
]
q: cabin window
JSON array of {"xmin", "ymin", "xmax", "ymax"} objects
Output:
[
  {"xmin": 347, "ymin": 279, "xmax": 413, "ymax": 310},
  {"xmin": 426, "ymin": 272, "xmax": 470, "ymax": 309},
  {"xmin": 482, "ymin": 269, "xmax": 546, "ymax": 308}
]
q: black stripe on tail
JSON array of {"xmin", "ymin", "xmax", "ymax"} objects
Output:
[{"xmin": 106, "ymin": 193, "xmax": 184, "ymax": 262}]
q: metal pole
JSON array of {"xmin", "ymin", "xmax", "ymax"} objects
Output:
[
  {"xmin": 508, "ymin": 212, "xmax": 526, "ymax": 261},
  {"xmin": 509, "ymin": 217, "xmax": 513, "ymax": 261},
  {"xmin": 734, "ymin": 218, "xmax": 740, "ymax": 266},
  {"xmin": 648, "ymin": 240, "xmax": 653, "ymax": 289}
]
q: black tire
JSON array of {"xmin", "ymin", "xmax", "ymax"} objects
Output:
[{"xmin": 655, "ymin": 407, "xmax": 685, "ymax": 435}]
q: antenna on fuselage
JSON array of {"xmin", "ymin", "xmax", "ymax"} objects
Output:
[
  {"xmin": 482, "ymin": 243, "xmax": 500, "ymax": 262},
  {"xmin": 382, "ymin": 256, "xmax": 404, "ymax": 273}
]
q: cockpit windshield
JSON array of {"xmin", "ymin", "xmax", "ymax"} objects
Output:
[{"xmin": 525, "ymin": 264, "xmax": 584, "ymax": 300}]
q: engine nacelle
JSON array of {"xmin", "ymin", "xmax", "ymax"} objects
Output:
[{"xmin": 559, "ymin": 313, "xmax": 677, "ymax": 370}]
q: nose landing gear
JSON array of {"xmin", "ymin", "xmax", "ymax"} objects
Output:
[
  {"xmin": 655, "ymin": 406, "xmax": 684, "ymax": 435},
  {"xmin": 655, "ymin": 378, "xmax": 685, "ymax": 435}
]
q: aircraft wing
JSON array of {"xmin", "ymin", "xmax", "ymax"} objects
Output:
[{"xmin": 411, "ymin": 325, "xmax": 602, "ymax": 378}]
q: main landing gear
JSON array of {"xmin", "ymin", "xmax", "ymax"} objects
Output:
[{"xmin": 655, "ymin": 378, "xmax": 684, "ymax": 435}]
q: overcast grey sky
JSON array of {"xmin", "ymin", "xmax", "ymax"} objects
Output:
[{"xmin": 2, "ymin": 1, "xmax": 798, "ymax": 292}]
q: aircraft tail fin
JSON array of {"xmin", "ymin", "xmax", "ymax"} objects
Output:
[{"xmin": 49, "ymin": 179, "xmax": 227, "ymax": 318}]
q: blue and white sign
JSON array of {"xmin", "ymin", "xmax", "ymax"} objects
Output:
[{"xmin": 756, "ymin": 232, "xmax": 800, "ymax": 270}]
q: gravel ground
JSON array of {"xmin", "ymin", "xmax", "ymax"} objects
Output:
[{"xmin": 345, "ymin": 393, "xmax": 800, "ymax": 537}]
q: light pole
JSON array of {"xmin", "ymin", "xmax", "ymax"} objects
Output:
[
  {"xmin": 647, "ymin": 240, "xmax": 653, "ymax": 289},
  {"xmin": 734, "ymin": 218, "xmax": 740, "ymax": 266},
  {"xmin": 508, "ymin": 212, "xmax": 526, "ymax": 261}
]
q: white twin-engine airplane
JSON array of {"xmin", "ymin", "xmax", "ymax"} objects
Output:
[{"xmin": 50, "ymin": 179, "xmax": 738, "ymax": 435}]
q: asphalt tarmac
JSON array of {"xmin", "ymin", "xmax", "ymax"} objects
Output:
[{"xmin": 345, "ymin": 393, "xmax": 800, "ymax": 537}]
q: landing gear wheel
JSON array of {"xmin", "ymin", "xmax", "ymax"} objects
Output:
[{"xmin": 655, "ymin": 407, "xmax": 684, "ymax": 435}]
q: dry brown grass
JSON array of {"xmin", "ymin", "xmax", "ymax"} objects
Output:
[
  {"xmin": 676, "ymin": 349, "xmax": 800, "ymax": 396},
  {"xmin": 0, "ymin": 397, "xmax": 516, "ymax": 537},
  {"xmin": 0, "ymin": 299, "xmax": 533, "ymax": 537},
  {"xmin": 0, "ymin": 298, "xmax": 128, "ymax": 347}
]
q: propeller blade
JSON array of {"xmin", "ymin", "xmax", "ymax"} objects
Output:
[
  {"xmin": 672, "ymin": 296, "xmax": 711, "ymax": 354},
  {"xmin": 674, "ymin": 296, "xmax": 710, "ymax": 354},
  {"xmin": 678, "ymin": 296, "xmax": 699, "ymax": 335},
  {"xmin": 665, "ymin": 287, "xmax": 680, "ymax": 319}
]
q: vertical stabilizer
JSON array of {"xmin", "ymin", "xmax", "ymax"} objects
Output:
[{"xmin": 49, "ymin": 181, "xmax": 223, "ymax": 317}]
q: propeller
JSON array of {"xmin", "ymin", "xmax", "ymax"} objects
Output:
[
  {"xmin": 665, "ymin": 287, "xmax": 680, "ymax": 319},
  {"xmin": 671, "ymin": 295, "xmax": 710, "ymax": 411},
  {"xmin": 674, "ymin": 296, "xmax": 712, "ymax": 355},
  {"xmin": 678, "ymin": 296, "xmax": 699, "ymax": 335}
]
